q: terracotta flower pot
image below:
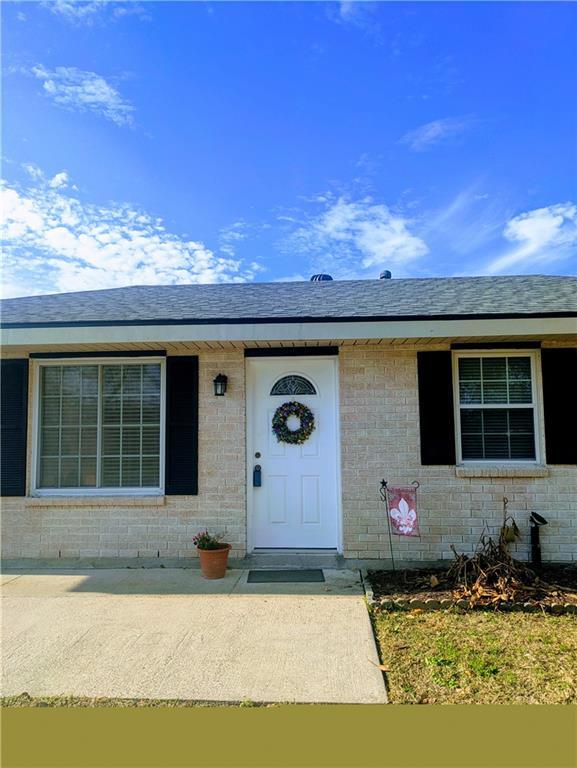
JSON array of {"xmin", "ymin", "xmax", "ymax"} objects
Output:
[{"xmin": 197, "ymin": 544, "xmax": 231, "ymax": 579}]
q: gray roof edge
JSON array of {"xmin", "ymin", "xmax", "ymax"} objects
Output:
[{"xmin": 3, "ymin": 309, "xmax": 577, "ymax": 330}]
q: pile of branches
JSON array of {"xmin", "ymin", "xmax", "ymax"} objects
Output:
[{"xmin": 446, "ymin": 532, "xmax": 569, "ymax": 608}]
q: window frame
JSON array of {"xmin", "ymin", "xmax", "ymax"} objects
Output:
[
  {"xmin": 31, "ymin": 356, "xmax": 166, "ymax": 496},
  {"xmin": 452, "ymin": 350, "xmax": 543, "ymax": 465}
]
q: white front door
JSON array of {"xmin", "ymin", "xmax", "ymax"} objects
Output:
[{"xmin": 247, "ymin": 357, "xmax": 340, "ymax": 550}]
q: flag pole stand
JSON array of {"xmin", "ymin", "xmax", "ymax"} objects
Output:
[
  {"xmin": 412, "ymin": 480, "xmax": 422, "ymax": 543},
  {"xmin": 380, "ymin": 479, "xmax": 396, "ymax": 573}
]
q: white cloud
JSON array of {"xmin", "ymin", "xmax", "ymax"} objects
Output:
[
  {"xmin": 110, "ymin": 4, "xmax": 150, "ymax": 20},
  {"xmin": 30, "ymin": 65, "xmax": 134, "ymax": 126},
  {"xmin": 485, "ymin": 203, "xmax": 577, "ymax": 274},
  {"xmin": 273, "ymin": 273, "xmax": 308, "ymax": 283},
  {"xmin": 281, "ymin": 196, "xmax": 428, "ymax": 278},
  {"xmin": 218, "ymin": 219, "xmax": 270, "ymax": 259},
  {"xmin": 273, "ymin": 272, "xmax": 311, "ymax": 283},
  {"xmin": 400, "ymin": 116, "xmax": 472, "ymax": 152},
  {"xmin": 45, "ymin": 1, "xmax": 149, "ymax": 25},
  {"xmin": 422, "ymin": 186, "xmax": 508, "ymax": 264},
  {"xmin": 218, "ymin": 220, "xmax": 249, "ymax": 257},
  {"xmin": 49, "ymin": 171, "xmax": 69, "ymax": 189},
  {"xmin": 328, "ymin": 2, "xmax": 382, "ymax": 40},
  {"xmin": 337, "ymin": 1, "xmax": 371, "ymax": 26},
  {"xmin": 0, "ymin": 175, "xmax": 261, "ymax": 298},
  {"xmin": 46, "ymin": 0, "xmax": 106, "ymax": 22},
  {"xmin": 23, "ymin": 164, "xmax": 76, "ymax": 191},
  {"xmin": 23, "ymin": 163, "xmax": 45, "ymax": 182}
]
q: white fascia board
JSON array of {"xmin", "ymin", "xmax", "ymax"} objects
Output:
[{"xmin": 2, "ymin": 316, "xmax": 576, "ymax": 348}]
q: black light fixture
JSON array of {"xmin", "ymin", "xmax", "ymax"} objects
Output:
[
  {"xmin": 213, "ymin": 373, "xmax": 228, "ymax": 396},
  {"xmin": 529, "ymin": 512, "xmax": 548, "ymax": 566}
]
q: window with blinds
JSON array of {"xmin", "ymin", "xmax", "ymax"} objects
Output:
[
  {"xmin": 37, "ymin": 362, "xmax": 163, "ymax": 490},
  {"xmin": 455, "ymin": 354, "xmax": 538, "ymax": 462}
]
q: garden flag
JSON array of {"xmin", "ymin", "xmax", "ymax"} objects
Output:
[{"xmin": 387, "ymin": 487, "xmax": 420, "ymax": 537}]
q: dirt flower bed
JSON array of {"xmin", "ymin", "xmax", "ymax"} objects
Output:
[{"xmin": 368, "ymin": 563, "xmax": 577, "ymax": 610}]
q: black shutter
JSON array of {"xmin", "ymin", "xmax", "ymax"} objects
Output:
[
  {"xmin": 541, "ymin": 348, "xmax": 577, "ymax": 465},
  {"xmin": 1, "ymin": 359, "xmax": 29, "ymax": 496},
  {"xmin": 165, "ymin": 356, "xmax": 199, "ymax": 495},
  {"xmin": 417, "ymin": 351, "xmax": 456, "ymax": 465}
]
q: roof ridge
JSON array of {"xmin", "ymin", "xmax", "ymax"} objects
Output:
[{"xmin": 2, "ymin": 272, "xmax": 575, "ymax": 304}]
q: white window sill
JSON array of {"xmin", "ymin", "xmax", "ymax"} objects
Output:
[
  {"xmin": 26, "ymin": 495, "xmax": 166, "ymax": 508},
  {"xmin": 455, "ymin": 465, "xmax": 549, "ymax": 479}
]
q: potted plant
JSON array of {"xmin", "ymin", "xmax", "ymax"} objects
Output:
[{"xmin": 193, "ymin": 530, "xmax": 231, "ymax": 579}]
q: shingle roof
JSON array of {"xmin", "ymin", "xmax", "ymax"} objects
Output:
[{"xmin": 1, "ymin": 275, "xmax": 576, "ymax": 327}]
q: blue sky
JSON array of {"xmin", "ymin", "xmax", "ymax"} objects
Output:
[{"xmin": 2, "ymin": 0, "xmax": 577, "ymax": 297}]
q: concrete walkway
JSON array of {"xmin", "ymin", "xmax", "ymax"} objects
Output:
[{"xmin": 1, "ymin": 569, "xmax": 387, "ymax": 704}]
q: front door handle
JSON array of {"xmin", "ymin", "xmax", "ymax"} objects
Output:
[{"xmin": 253, "ymin": 465, "xmax": 262, "ymax": 487}]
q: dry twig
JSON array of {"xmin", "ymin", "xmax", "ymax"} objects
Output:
[{"xmin": 446, "ymin": 529, "xmax": 563, "ymax": 608}]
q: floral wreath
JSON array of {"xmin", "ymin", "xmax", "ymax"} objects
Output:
[{"xmin": 272, "ymin": 401, "xmax": 315, "ymax": 445}]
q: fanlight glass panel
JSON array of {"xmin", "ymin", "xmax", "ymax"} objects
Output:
[{"xmin": 270, "ymin": 375, "xmax": 316, "ymax": 396}]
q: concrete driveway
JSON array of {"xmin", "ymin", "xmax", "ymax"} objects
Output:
[{"xmin": 1, "ymin": 569, "xmax": 387, "ymax": 704}]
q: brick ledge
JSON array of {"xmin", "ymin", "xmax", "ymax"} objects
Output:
[
  {"xmin": 25, "ymin": 495, "xmax": 166, "ymax": 508},
  {"xmin": 455, "ymin": 465, "xmax": 549, "ymax": 478}
]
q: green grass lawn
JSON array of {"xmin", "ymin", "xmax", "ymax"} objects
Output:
[
  {"xmin": 373, "ymin": 609, "xmax": 577, "ymax": 704},
  {"xmin": 1, "ymin": 694, "xmax": 272, "ymax": 708}
]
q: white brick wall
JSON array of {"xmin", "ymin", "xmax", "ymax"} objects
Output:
[
  {"xmin": 2, "ymin": 344, "xmax": 576, "ymax": 563},
  {"xmin": 2, "ymin": 349, "xmax": 247, "ymax": 560},
  {"xmin": 339, "ymin": 346, "xmax": 577, "ymax": 562}
]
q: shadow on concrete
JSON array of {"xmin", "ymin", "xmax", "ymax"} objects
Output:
[{"xmin": 0, "ymin": 568, "xmax": 365, "ymax": 598}]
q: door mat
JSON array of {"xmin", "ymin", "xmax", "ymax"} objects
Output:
[{"xmin": 247, "ymin": 569, "xmax": 325, "ymax": 584}]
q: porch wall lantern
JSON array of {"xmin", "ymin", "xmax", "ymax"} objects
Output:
[{"xmin": 213, "ymin": 373, "xmax": 228, "ymax": 396}]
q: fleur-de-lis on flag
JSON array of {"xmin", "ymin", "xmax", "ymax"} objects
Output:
[{"xmin": 388, "ymin": 490, "xmax": 419, "ymax": 537}]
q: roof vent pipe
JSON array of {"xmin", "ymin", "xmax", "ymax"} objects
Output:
[
  {"xmin": 310, "ymin": 274, "xmax": 333, "ymax": 281},
  {"xmin": 380, "ymin": 270, "xmax": 392, "ymax": 279}
]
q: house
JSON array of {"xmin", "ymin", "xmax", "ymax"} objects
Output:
[{"xmin": 1, "ymin": 273, "xmax": 576, "ymax": 567}]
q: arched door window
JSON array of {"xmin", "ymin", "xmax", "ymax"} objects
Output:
[{"xmin": 270, "ymin": 375, "xmax": 317, "ymax": 396}]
